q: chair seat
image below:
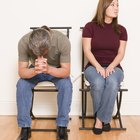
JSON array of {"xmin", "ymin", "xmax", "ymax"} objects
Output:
[
  {"xmin": 84, "ymin": 79, "xmax": 125, "ymax": 89},
  {"xmin": 84, "ymin": 79, "xmax": 90, "ymax": 87},
  {"xmin": 34, "ymin": 81, "xmax": 56, "ymax": 89}
]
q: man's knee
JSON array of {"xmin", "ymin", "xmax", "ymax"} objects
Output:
[
  {"xmin": 57, "ymin": 78, "xmax": 72, "ymax": 91},
  {"xmin": 16, "ymin": 78, "xmax": 33, "ymax": 91}
]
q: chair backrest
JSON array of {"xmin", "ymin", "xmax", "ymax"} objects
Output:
[
  {"xmin": 80, "ymin": 27, "xmax": 90, "ymax": 88},
  {"xmin": 30, "ymin": 27, "xmax": 72, "ymax": 38}
]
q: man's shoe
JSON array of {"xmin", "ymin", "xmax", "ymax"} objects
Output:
[
  {"xmin": 102, "ymin": 122, "xmax": 111, "ymax": 132},
  {"xmin": 57, "ymin": 126, "xmax": 68, "ymax": 140},
  {"xmin": 17, "ymin": 127, "xmax": 31, "ymax": 140}
]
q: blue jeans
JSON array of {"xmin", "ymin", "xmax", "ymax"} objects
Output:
[
  {"xmin": 84, "ymin": 66, "xmax": 124, "ymax": 123},
  {"xmin": 16, "ymin": 73, "xmax": 72, "ymax": 128}
]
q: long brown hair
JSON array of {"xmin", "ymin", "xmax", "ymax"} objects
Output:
[{"xmin": 92, "ymin": 0, "xmax": 120, "ymax": 34}]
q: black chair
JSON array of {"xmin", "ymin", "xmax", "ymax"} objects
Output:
[
  {"xmin": 79, "ymin": 27, "xmax": 128, "ymax": 131},
  {"xmin": 30, "ymin": 26, "xmax": 72, "ymax": 132}
]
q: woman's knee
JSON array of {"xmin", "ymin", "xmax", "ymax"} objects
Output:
[
  {"xmin": 106, "ymin": 77, "xmax": 120, "ymax": 91},
  {"xmin": 85, "ymin": 66, "xmax": 105, "ymax": 89},
  {"xmin": 90, "ymin": 77, "xmax": 105, "ymax": 91}
]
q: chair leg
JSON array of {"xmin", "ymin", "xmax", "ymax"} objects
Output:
[
  {"xmin": 79, "ymin": 89, "xmax": 127, "ymax": 131},
  {"xmin": 113, "ymin": 91, "xmax": 122, "ymax": 119},
  {"xmin": 112, "ymin": 91, "xmax": 126, "ymax": 130},
  {"xmin": 81, "ymin": 91, "xmax": 86, "ymax": 129},
  {"xmin": 31, "ymin": 128, "xmax": 70, "ymax": 132},
  {"xmin": 30, "ymin": 91, "xmax": 36, "ymax": 120},
  {"xmin": 80, "ymin": 91, "xmax": 93, "ymax": 130},
  {"xmin": 30, "ymin": 90, "xmax": 56, "ymax": 120},
  {"xmin": 30, "ymin": 90, "xmax": 71, "ymax": 132}
]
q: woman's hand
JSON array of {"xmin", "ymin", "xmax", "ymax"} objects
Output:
[
  {"xmin": 105, "ymin": 65, "xmax": 115, "ymax": 77},
  {"xmin": 96, "ymin": 66, "xmax": 106, "ymax": 78}
]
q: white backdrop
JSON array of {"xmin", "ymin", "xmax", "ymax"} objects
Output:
[{"xmin": 0, "ymin": 0, "xmax": 140, "ymax": 115}]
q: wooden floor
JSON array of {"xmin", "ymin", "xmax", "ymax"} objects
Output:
[{"xmin": 0, "ymin": 115, "xmax": 140, "ymax": 140}]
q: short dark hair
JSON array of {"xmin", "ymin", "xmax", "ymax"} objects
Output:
[{"xmin": 29, "ymin": 27, "xmax": 51, "ymax": 56}]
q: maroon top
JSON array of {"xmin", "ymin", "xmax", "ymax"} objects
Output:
[{"xmin": 82, "ymin": 21, "xmax": 128, "ymax": 70}]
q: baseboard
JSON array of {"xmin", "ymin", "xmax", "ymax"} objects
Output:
[{"xmin": 0, "ymin": 100, "xmax": 140, "ymax": 115}]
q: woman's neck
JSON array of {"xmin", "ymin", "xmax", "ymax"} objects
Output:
[{"xmin": 104, "ymin": 17, "xmax": 113, "ymax": 24}]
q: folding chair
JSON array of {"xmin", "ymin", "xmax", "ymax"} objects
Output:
[
  {"xmin": 79, "ymin": 27, "xmax": 128, "ymax": 131},
  {"xmin": 30, "ymin": 26, "xmax": 72, "ymax": 132}
]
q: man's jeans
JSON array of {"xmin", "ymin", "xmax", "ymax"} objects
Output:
[
  {"xmin": 84, "ymin": 66, "xmax": 124, "ymax": 123},
  {"xmin": 16, "ymin": 73, "xmax": 72, "ymax": 128}
]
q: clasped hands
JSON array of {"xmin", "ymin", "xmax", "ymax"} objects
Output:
[{"xmin": 34, "ymin": 56, "xmax": 48, "ymax": 74}]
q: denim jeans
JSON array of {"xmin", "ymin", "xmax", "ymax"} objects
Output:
[
  {"xmin": 84, "ymin": 66, "xmax": 124, "ymax": 123},
  {"xmin": 16, "ymin": 73, "xmax": 72, "ymax": 128}
]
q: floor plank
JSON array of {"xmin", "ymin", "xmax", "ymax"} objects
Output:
[{"xmin": 0, "ymin": 115, "xmax": 140, "ymax": 140}]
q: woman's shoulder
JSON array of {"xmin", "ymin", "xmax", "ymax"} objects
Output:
[
  {"xmin": 118, "ymin": 24, "xmax": 128, "ymax": 40},
  {"xmin": 84, "ymin": 21, "xmax": 97, "ymax": 28},
  {"xmin": 82, "ymin": 21, "xmax": 98, "ymax": 37},
  {"xmin": 118, "ymin": 24, "xmax": 127, "ymax": 32}
]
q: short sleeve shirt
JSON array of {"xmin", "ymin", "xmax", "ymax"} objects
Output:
[
  {"xmin": 18, "ymin": 30, "xmax": 71, "ymax": 67},
  {"xmin": 82, "ymin": 22, "xmax": 128, "ymax": 69}
]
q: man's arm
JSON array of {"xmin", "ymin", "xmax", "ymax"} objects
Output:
[
  {"xmin": 18, "ymin": 62, "xmax": 37, "ymax": 79},
  {"xmin": 47, "ymin": 63, "xmax": 70, "ymax": 78},
  {"xmin": 34, "ymin": 56, "xmax": 70, "ymax": 78}
]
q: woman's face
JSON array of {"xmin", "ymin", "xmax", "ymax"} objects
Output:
[{"xmin": 105, "ymin": 0, "xmax": 119, "ymax": 19}]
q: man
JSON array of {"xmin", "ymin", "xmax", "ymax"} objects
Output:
[{"xmin": 16, "ymin": 26, "xmax": 72, "ymax": 140}]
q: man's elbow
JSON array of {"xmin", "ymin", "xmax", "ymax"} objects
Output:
[
  {"xmin": 18, "ymin": 71, "xmax": 28, "ymax": 79},
  {"xmin": 62, "ymin": 70, "xmax": 70, "ymax": 78}
]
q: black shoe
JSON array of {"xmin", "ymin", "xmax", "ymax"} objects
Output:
[
  {"xmin": 57, "ymin": 126, "xmax": 68, "ymax": 140},
  {"xmin": 93, "ymin": 126, "xmax": 103, "ymax": 135},
  {"xmin": 17, "ymin": 127, "xmax": 31, "ymax": 140},
  {"xmin": 92, "ymin": 113, "xmax": 102, "ymax": 135},
  {"xmin": 102, "ymin": 122, "xmax": 111, "ymax": 132},
  {"xmin": 93, "ymin": 120, "xmax": 102, "ymax": 134}
]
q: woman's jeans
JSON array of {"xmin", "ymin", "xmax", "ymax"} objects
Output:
[
  {"xmin": 16, "ymin": 73, "xmax": 72, "ymax": 128},
  {"xmin": 84, "ymin": 66, "xmax": 124, "ymax": 123}
]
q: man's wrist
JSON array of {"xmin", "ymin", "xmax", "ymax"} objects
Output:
[
  {"xmin": 46, "ymin": 65, "xmax": 51, "ymax": 75},
  {"xmin": 32, "ymin": 68, "xmax": 37, "ymax": 76}
]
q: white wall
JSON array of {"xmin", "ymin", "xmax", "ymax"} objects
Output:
[{"xmin": 0, "ymin": 0, "xmax": 140, "ymax": 115}]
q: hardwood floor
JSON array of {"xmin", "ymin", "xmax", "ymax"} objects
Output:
[{"xmin": 0, "ymin": 115, "xmax": 140, "ymax": 140}]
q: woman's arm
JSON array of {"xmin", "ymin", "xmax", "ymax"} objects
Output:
[
  {"xmin": 106, "ymin": 40, "xmax": 127, "ymax": 77},
  {"xmin": 82, "ymin": 37, "xmax": 106, "ymax": 78}
]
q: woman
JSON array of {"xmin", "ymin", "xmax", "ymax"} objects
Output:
[{"xmin": 82, "ymin": 0, "xmax": 128, "ymax": 135}]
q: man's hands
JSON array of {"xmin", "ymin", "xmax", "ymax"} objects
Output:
[
  {"xmin": 34, "ymin": 56, "xmax": 70, "ymax": 78},
  {"xmin": 35, "ymin": 56, "xmax": 48, "ymax": 74},
  {"xmin": 96, "ymin": 65, "xmax": 115, "ymax": 78}
]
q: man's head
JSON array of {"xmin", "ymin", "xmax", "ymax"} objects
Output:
[{"xmin": 29, "ymin": 26, "xmax": 51, "ymax": 56}]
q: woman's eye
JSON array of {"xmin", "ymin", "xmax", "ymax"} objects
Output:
[
  {"xmin": 110, "ymin": 3, "xmax": 119, "ymax": 7},
  {"xmin": 111, "ymin": 3, "xmax": 114, "ymax": 7}
]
